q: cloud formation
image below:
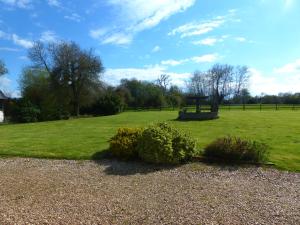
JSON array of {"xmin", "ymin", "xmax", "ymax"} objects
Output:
[
  {"xmin": 40, "ymin": 31, "xmax": 58, "ymax": 43},
  {"xmin": 0, "ymin": 0, "xmax": 32, "ymax": 9},
  {"xmin": 47, "ymin": 0, "xmax": 60, "ymax": 7},
  {"xmin": 90, "ymin": 0, "xmax": 195, "ymax": 45},
  {"xmin": 169, "ymin": 10, "xmax": 236, "ymax": 38},
  {"xmin": 160, "ymin": 54, "xmax": 219, "ymax": 67},
  {"xmin": 0, "ymin": 31, "xmax": 33, "ymax": 48},
  {"xmin": 64, "ymin": 13, "xmax": 83, "ymax": 22},
  {"xmin": 249, "ymin": 65, "xmax": 300, "ymax": 95},
  {"xmin": 104, "ymin": 67, "xmax": 191, "ymax": 87},
  {"xmin": 152, "ymin": 45, "xmax": 161, "ymax": 53}
]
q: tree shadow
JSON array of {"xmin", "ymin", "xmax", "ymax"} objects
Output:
[{"xmin": 91, "ymin": 150, "xmax": 179, "ymax": 176}]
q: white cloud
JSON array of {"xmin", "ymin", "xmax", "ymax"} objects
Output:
[
  {"xmin": 19, "ymin": 55, "xmax": 28, "ymax": 60},
  {"xmin": 40, "ymin": 31, "xmax": 58, "ymax": 42},
  {"xmin": 235, "ymin": 37, "xmax": 246, "ymax": 42},
  {"xmin": 91, "ymin": 0, "xmax": 195, "ymax": 45},
  {"xmin": 0, "ymin": 47, "xmax": 20, "ymax": 51},
  {"xmin": 104, "ymin": 66, "xmax": 191, "ymax": 87},
  {"xmin": 0, "ymin": 30, "xmax": 10, "ymax": 39},
  {"xmin": 249, "ymin": 67, "xmax": 300, "ymax": 95},
  {"xmin": 160, "ymin": 54, "xmax": 219, "ymax": 67},
  {"xmin": 64, "ymin": 13, "xmax": 82, "ymax": 22},
  {"xmin": 89, "ymin": 28, "xmax": 107, "ymax": 39},
  {"xmin": 283, "ymin": 0, "xmax": 294, "ymax": 9},
  {"xmin": 161, "ymin": 59, "xmax": 187, "ymax": 66},
  {"xmin": 0, "ymin": 30, "xmax": 33, "ymax": 49},
  {"xmin": 12, "ymin": 34, "xmax": 33, "ymax": 48},
  {"xmin": 193, "ymin": 35, "xmax": 230, "ymax": 46},
  {"xmin": 169, "ymin": 18, "xmax": 225, "ymax": 38},
  {"xmin": 152, "ymin": 45, "xmax": 161, "ymax": 53},
  {"xmin": 193, "ymin": 37, "xmax": 219, "ymax": 46},
  {"xmin": 89, "ymin": 29, "xmax": 132, "ymax": 45},
  {"xmin": 274, "ymin": 59, "xmax": 300, "ymax": 74},
  {"xmin": 0, "ymin": 76, "xmax": 12, "ymax": 93},
  {"xmin": 101, "ymin": 32, "xmax": 133, "ymax": 45},
  {"xmin": 47, "ymin": 0, "xmax": 60, "ymax": 7},
  {"xmin": 0, "ymin": 0, "xmax": 32, "ymax": 9},
  {"xmin": 169, "ymin": 10, "xmax": 236, "ymax": 38},
  {"xmin": 191, "ymin": 54, "xmax": 218, "ymax": 63}
]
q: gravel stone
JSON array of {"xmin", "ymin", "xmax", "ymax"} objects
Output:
[{"xmin": 0, "ymin": 158, "xmax": 299, "ymax": 224}]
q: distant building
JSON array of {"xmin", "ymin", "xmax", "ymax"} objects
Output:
[{"xmin": 0, "ymin": 90, "xmax": 7, "ymax": 123}]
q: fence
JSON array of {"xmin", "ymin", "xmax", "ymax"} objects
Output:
[{"xmin": 125, "ymin": 104, "xmax": 300, "ymax": 112}]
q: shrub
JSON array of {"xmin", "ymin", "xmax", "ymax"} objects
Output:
[
  {"xmin": 109, "ymin": 127, "xmax": 143, "ymax": 160},
  {"xmin": 82, "ymin": 92, "xmax": 124, "ymax": 116},
  {"xmin": 203, "ymin": 136, "xmax": 269, "ymax": 163},
  {"xmin": 137, "ymin": 123, "xmax": 197, "ymax": 164},
  {"xmin": 9, "ymin": 99, "xmax": 40, "ymax": 123}
]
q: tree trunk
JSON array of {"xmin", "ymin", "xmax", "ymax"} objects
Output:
[
  {"xmin": 74, "ymin": 100, "xmax": 80, "ymax": 117},
  {"xmin": 71, "ymin": 84, "xmax": 80, "ymax": 117},
  {"xmin": 211, "ymin": 92, "xmax": 220, "ymax": 113}
]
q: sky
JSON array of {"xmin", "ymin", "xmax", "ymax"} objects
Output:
[{"xmin": 0, "ymin": 0, "xmax": 300, "ymax": 97}]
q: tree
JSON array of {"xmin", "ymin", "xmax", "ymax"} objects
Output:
[
  {"xmin": 0, "ymin": 59, "xmax": 8, "ymax": 76},
  {"xmin": 28, "ymin": 41, "xmax": 104, "ymax": 116},
  {"xmin": 156, "ymin": 74, "xmax": 170, "ymax": 93},
  {"xmin": 19, "ymin": 68, "xmax": 68, "ymax": 121},
  {"xmin": 231, "ymin": 88, "xmax": 251, "ymax": 104},
  {"xmin": 119, "ymin": 79, "xmax": 166, "ymax": 108},
  {"xmin": 167, "ymin": 85, "xmax": 184, "ymax": 108},
  {"xmin": 186, "ymin": 70, "xmax": 210, "ymax": 96},
  {"xmin": 187, "ymin": 64, "xmax": 249, "ymax": 112}
]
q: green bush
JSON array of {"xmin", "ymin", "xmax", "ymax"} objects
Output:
[
  {"xmin": 137, "ymin": 123, "xmax": 197, "ymax": 164},
  {"xmin": 109, "ymin": 127, "xmax": 143, "ymax": 160},
  {"xmin": 10, "ymin": 99, "xmax": 40, "ymax": 123},
  {"xmin": 203, "ymin": 136, "xmax": 269, "ymax": 163}
]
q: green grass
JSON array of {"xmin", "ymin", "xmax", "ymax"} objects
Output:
[{"xmin": 0, "ymin": 111, "xmax": 299, "ymax": 171}]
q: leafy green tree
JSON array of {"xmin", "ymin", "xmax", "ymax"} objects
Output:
[
  {"xmin": 28, "ymin": 41, "xmax": 104, "ymax": 116},
  {"xmin": 167, "ymin": 85, "xmax": 184, "ymax": 108},
  {"xmin": 20, "ymin": 68, "xmax": 68, "ymax": 121},
  {"xmin": 119, "ymin": 79, "xmax": 166, "ymax": 108}
]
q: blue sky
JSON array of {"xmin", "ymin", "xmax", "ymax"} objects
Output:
[{"xmin": 0, "ymin": 0, "xmax": 300, "ymax": 96}]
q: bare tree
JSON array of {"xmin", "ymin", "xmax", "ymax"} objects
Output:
[
  {"xmin": 0, "ymin": 59, "xmax": 8, "ymax": 76},
  {"xmin": 187, "ymin": 64, "xmax": 249, "ymax": 112},
  {"xmin": 28, "ymin": 41, "xmax": 104, "ymax": 116},
  {"xmin": 233, "ymin": 66, "xmax": 250, "ymax": 96},
  {"xmin": 187, "ymin": 70, "xmax": 210, "ymax": 96},
  {"xmin": 156, "ymin": 74, "xmax": 170, "ymax": 93}
]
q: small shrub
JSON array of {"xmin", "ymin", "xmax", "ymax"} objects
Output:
[
  {"xmin": 137, "ymin": 123, "xmax": 197, "ymax": 164},
  {"xmin": 109, "ymin": 127, "xmax": 143, "ymax": 160},
  {"xmin": 203, "ymin": 136, "xmax": 269, "ymax": 163}
]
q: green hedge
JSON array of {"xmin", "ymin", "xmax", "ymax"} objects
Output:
[
  {"xmin": 109, "ymin": 123, "xmax": 197, "ymax": 164},
  {"xmin": 204, "ymin": 136, "xmax": 269, "ymax": 163},
  {"xmin": 137, "ymin": 123, "xmax": 197, "ymax": 164},
  {"xmin": 109, "ymin": 127, "xmax": 143, "ymax": 160}
]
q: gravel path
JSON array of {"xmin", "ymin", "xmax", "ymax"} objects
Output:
[{"xmin": 0, "ymin": 158, "xmax": 299, "ymax": 225}]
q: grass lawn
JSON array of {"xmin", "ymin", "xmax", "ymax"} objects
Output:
[{"xmin": 0, "ymin": 111, "xmax": 299, "ymax": 171}]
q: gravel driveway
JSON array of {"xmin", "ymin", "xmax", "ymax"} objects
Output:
[{"xmin": 0, "ymin": 158, "xmax": 299, "ymax": 225}]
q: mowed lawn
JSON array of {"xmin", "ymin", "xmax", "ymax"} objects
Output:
[{"xmin": 0, "ymin": 111, "xmax": 299, "ymax": 171}]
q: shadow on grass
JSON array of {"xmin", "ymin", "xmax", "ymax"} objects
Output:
[{"xmin": 91, "ymin": 150, "xmax": 179, "ymax": 176}]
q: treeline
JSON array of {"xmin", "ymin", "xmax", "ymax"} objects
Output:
[
  {"xmin": 2, "ymin": 41, "xmax": 184, "ymax": 123},
  {"xmin": 224, "ymin": 89, "xmax": 300, "ymax": 105},
  {"xmin": 1, "ymin": 40, "xmax": 300, "ymax": 123}
]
